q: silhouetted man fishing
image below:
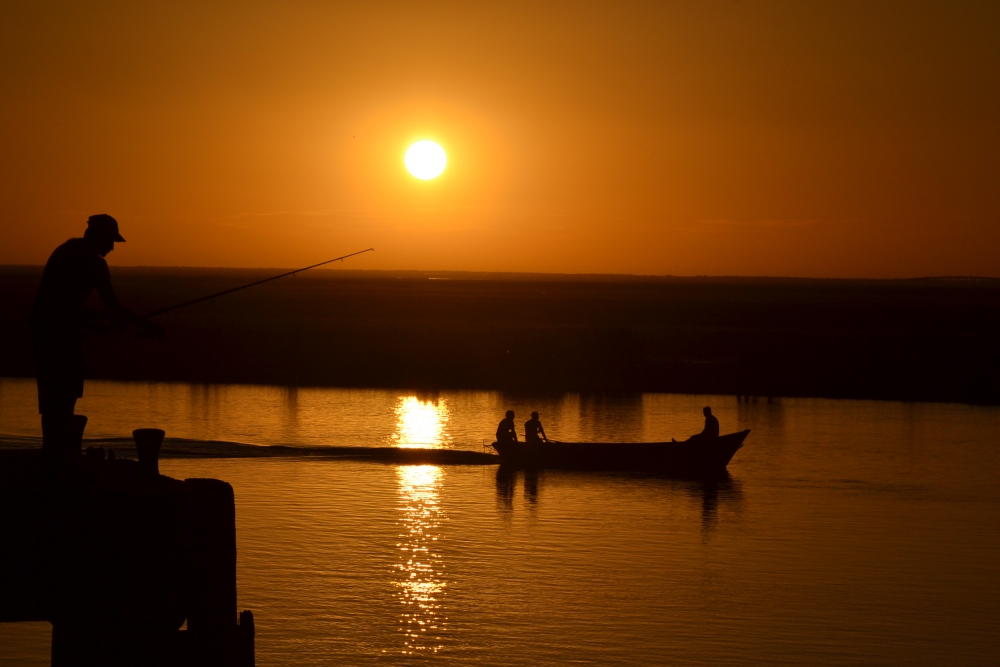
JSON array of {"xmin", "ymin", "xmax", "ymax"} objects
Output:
[
  {"xmin": 524, "ymin": 411, "xmax": 548, "ymax": 444},
  {"xmin": 31, "ymin": 214, "xmax": 164, "ymax": 467},
  {"xmin": 496, "ymin": 410, "xmax": 518, "ymax": 444}
]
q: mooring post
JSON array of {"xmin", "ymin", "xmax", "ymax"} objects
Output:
[
  {"xmin": 133, "ymin": 428, "xmax": 166, "ymax": 477},
  {"xmin": 184, "ymin": 477, "xmax": 247, "ymax": 664}
]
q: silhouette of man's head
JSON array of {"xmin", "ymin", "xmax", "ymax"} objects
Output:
[
  {"xmin": 531, "ymin": 411, "xmax": 539, "ymax": 419},
  {"xmin": 703, "ymin": 406, "xmax": 712, "ymax": 416},
  {"xmin": 84, "ymin": 214, "xmax": 125, "ymax": 257},
  {"xmin": 505, "ymin": 410, "xmax": 515, "ymax": 419}
]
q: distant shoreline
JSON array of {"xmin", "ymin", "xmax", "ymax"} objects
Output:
[
  {"xmin": 4, "ymin": 264, "xmax": 1000, "ymax": 283},
  {"xmin": 2, "ymin": 266, "xmax": 998, "ymax": 405}
]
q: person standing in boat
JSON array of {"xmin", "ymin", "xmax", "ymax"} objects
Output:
[
  {"xmin": 496, "ymin": 410, "xmax": 518, "ymax": 444},
  {"xmin": 31, "ymin": 214, "xmax": 164, "ymax": 467},
  {"xmin": 524, "ymin": 411, "xmax": 548, "ymax": 444}
]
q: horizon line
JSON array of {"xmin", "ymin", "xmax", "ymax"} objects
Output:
[{"xmin": 2, "ymin": 264, "xmax": 999, "ymax": 283}]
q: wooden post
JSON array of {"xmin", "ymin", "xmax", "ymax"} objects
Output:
[{"xmin": 184, "ymin": 478, "xmax": 237, "ymax": 637}]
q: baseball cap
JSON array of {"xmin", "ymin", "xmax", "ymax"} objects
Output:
[{"xmin": 87, "ymin": 214, "xmax": 125, "ymax": 242}]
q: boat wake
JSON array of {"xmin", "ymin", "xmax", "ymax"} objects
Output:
[{"xmin": 0, "ymin": 434, "xmax": 498, "ymax": 465}]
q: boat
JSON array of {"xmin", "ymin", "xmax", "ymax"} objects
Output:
[{"xmin": 490, "ymin": 430, "xmax": 750, "ymax": 475}]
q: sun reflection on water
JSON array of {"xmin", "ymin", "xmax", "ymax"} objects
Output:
[
  {"xmin": 393, "ymin": 465, "xmax": 447, "ymax": 654},
  {"xmin": 391, "ymin": 396, "xmax": 450, "ymax": 448}
]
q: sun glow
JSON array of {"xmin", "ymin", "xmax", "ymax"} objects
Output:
[
  {"xmin": 392, "ymin": 396, "xmax": 449, "ymax": 448},
  {"xmin": 404, "ymin": 141, "xmax": 447, "ymax": 180}
]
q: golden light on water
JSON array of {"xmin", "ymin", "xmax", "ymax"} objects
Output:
[
  {"xmin": 392, "ymin": 396, "xmax": 450, "ymax": 448},
  {"xmin": 391, "ymin": 396, "xmax": 450, "ymax": 652},
  {"xmin": 404, "ymin": 140, "xmax": 447, "ymax": 180},
  {"xmin": 393, "ymin": 464, "xmax": 447, "ymax": 654}
]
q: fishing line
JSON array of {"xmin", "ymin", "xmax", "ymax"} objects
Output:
[{"xmin": 142, "ymin": 248, "xmax": 374, "ymax": 319}]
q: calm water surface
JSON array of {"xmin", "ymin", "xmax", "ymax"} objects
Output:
[{"xmin": 1, "ymin": 378, "xmax": 998, "ymax": 666}]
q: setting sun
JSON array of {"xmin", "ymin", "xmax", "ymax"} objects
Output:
[{"xmin": 404, "ymin": 140, "xmax": 447, "ymax": 180}]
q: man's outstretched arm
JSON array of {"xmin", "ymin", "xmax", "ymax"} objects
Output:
[{"xmin": 96, "ymin": 280, "xmax": 165, "ymax": 339}]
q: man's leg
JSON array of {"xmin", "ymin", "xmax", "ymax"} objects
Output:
[{"xmin": 39, "ymin": 389, "xmax": 77, "ymax": 469}]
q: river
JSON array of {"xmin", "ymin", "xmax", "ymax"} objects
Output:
[{"xmin": 1, "ymin": 378, "xmax": 998, "ymax": 665}]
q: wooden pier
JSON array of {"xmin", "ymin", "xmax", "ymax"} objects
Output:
[{"xmin": 0, "ymin": 439, "xmax": 254, "ymax": 666}]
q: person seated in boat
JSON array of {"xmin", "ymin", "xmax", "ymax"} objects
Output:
[
  {"xmin": 496, "ymin": 410, "xmax": 518, "ymax": 444},
  {"xmin": 524, "ymin": 411, "xmax": 548, "ymax": 444},
  {"xmin": 674, "ymin": 406, "xmax": 720, "ymax": 443},
  {"xmin": 701, "ymin": 406, "xmax": 720, "ymax": 439}
]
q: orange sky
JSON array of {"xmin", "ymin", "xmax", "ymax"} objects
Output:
[{"xmin": 2, "ymin": 1, "xmax": 998, "ymax": 277}]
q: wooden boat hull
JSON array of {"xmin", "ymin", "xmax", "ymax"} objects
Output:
[{"xmin": 491, "ymin": 430, "xmax": 749, "ymax": 475}]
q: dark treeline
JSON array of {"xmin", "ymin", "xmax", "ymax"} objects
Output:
[{"xmin": 2, "ymin": 266, "xmax": 999, "ymax": 404}]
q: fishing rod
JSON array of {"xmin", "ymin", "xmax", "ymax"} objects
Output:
[{"xmin": 141, "ymin": 248, "xmax": 374, "ymax": 319}]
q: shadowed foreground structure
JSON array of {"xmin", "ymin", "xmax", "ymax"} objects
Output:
[
  {"xmin": 1, "ymin": 267, "xmax": 998, "ymax": 404},
  {"xmin": 0, "ymin": 446, "xmax": 254, "ymax": 666}
]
